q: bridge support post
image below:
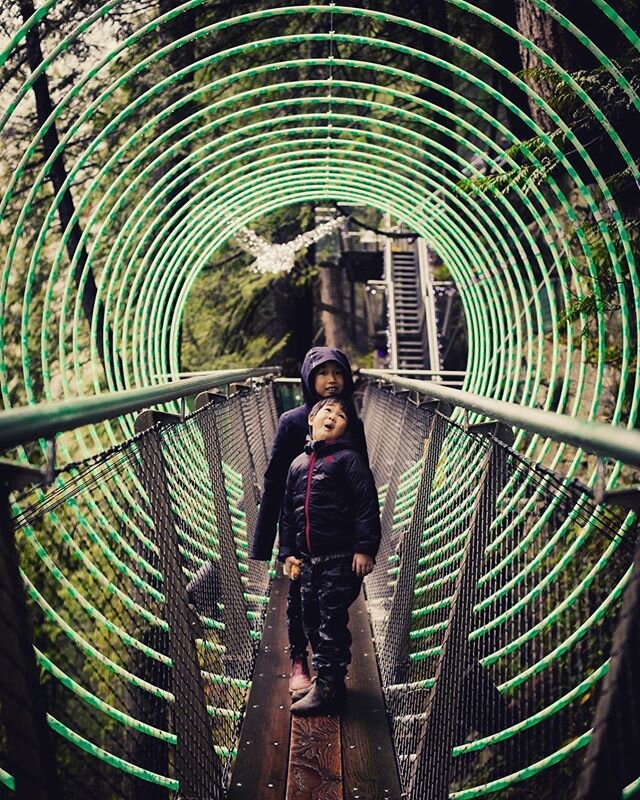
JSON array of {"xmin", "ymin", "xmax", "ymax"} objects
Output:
[
  {"xmin": 134, "ymin": 411, "xmax": 223, "ymax": 799},
  {"xmin": 194, "ymin": 393, "xmax": 254, "ymax": 678},
  {"xmin": 382, "ymin": 402, "xmax": 451, "ymax": 686},
  {"xmin": 229, "ymin": 386, "xmax": 264, "ymax": 542},
  {"xmin": 408, "ymin": 422, "xmax": 514, "ymax": 800},
  {"xmin": 0, "ymin": 468, "xmax": 61, "ymax": 800}
]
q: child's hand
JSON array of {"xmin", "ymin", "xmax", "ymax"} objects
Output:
[
  {"xmin": 352, "ymin": 553, "xmax": 374, "ymax": 577},
  {"xmin": 284, "ymin": 556, "xmax": 302, "ymax": 581}
]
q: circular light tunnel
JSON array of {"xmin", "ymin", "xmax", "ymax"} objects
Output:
[
  {"xmin": 2, "ymin": 5, "xmax": 640, "ymax": 798},
  {"xmin": 1, "ymin": 3, "xmax": 638, "ymax": 468}
]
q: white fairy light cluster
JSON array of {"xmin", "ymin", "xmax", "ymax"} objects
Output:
[{"xmin": 232, "ymin": 216, "xmax": 346, "ymax": 274}]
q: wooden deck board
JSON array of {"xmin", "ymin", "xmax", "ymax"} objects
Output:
[
  {"xmin": 286, "ymin": 716, "xmax": 342, "ymax": 800},
  {"xmin": 341, "ymin": 589, "xmax": 403, "ymax": 800},
  {"xmin": 229, "ymin": 577, "xmax": 402, "ymax": 800},
  {"xmin": 227, "ymin": 572, "xmax": 291, "ymax": 800}
]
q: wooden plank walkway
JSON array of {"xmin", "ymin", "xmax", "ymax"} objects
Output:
[
  {"xmin": 228, "ymin": 571, "xmax": 292, "ymax": 800},
  {"xmin": 228, "ymin": 572, "xmax": 402, "ymax": 800}
]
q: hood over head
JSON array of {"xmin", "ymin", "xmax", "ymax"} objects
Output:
[{"xmin": 300, "ymin": 347, "xmax": 355, "ymax": 406}]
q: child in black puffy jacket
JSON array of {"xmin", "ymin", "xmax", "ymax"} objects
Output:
[
  {"xmin": 279, "ymin": 397, "xmax": 381, "ymax": 716},
  {"xmin": 250, "ymin": 347, "xmax": 368, "ymax": 694}
]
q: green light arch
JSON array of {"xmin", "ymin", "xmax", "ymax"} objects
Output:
[{"xmin": 1, "ymin": 2, "xmax": 639, "ymax": 795}]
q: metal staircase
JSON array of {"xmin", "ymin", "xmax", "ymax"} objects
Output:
[{"xmin": 390, "ymin": 247, "xmax": 428, "ymax": 371}]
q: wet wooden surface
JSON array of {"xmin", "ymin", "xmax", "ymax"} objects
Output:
[
  {"xmin": 227, "ymin": 571, "xmax": 292, "ymax": 800},
  {"xmin": 342, "ymin": 589, "xmax": 403, "ymax": 799},
  {"xmin": 286, "ymin": 715, "xmax": 342, "ymax": 800},
  {"xmin": 228, "ymin": 574, "xmax": 402, "ymax": 799}
]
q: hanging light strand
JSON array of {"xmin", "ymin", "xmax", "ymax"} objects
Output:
[{"xmin": 232, "ymin": 215, "xmax": 346, "ymax": 274}]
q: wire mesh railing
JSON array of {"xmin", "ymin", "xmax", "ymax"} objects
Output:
[
  {"xmin": 362, "ymin": 382, "xmax": 639, "ymax": 800},
  {"xmin": 0, "ymin": 380, "xmax": 278, "ymax": 800},
  {"xmin": 1, "ymin": 377, "xmax": 639, "ymax": 799}
]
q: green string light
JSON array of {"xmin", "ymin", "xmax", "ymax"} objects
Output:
[{"xmin": 1, "ymin": 3, "xmax": 638, "ymax": 793}]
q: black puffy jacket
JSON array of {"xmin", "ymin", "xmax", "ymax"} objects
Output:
[
  {"xmin": 278, "ymin": 434, "xmax": 381, "ymax": 561},
  {"xmin": 250, "ymin": 347, "xmax": 368, "ymax": 560}
]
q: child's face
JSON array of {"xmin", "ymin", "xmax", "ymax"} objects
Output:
[
  {"xmin": 309, "ymin": 402, "xmax": 349, "ymax": 442},
  {"xmin": 313, "ymin": 361, "xmax": 345, "ymax": 398}
]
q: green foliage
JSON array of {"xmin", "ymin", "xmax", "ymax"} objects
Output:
[
  {"xmin": 180, "ymin": 204, "xmax": 317, "ymax": 371},
  {"xmin": 451, "ymin": 54, "xmax": 639, "ymax": 376},
  {"xmin": 556, "ymin": 215, "xmax": 638, "ymax": 363},
  {"xmin": 457, "ymin": 130, "xmax": 567, "ymax": 196}
]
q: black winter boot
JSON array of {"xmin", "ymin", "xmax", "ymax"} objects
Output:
[
  {"xmin": 290, "ymin": 674, "xmax": 346, "ymax": 716},
  {"xmin": 291, "ymin": 677, "xmax": 315, "ymax": 702}
]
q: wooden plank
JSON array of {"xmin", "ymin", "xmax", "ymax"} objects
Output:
[
  {"xmin": 228, "ymin": 572, "xmax": 292, "ymax": 800},
  {"xmin": 341, "ymin": 590, "xmax": 403, "ymax": 800},
  {"xmin": 286, "ymin": 715, "xmax": 343, "ymax": 800}
]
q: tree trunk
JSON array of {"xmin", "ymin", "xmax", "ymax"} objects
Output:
[
  {"xmin": 514, "ymin": 0, "xmax": 562, "ymax": 133},
  {"xmin": 319, "ymin": 263, "xmax": 349, "ymax": 349},
  {"xmin": 274, "ymin": 268, "xmax": 314, "ymax": 377},
  {"xmin": 489, "ymin": 0, "xmax": 537, "ymax": 142},
  {"xmin": 406, "ymin": 0, "xmax": 455, "ymax": 143},
  {"xmin": 515, "ymin": 0, "xmax": 596, "ymax": 133},
  {"xmin": 157, "ymin": 0, "xmax": 197, "ymax": 374},
  {"xmin": 19, "ymin": 0, "xmax": 116, "ymax": 377}
]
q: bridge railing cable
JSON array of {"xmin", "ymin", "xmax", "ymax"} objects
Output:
[{"xmin": 1, "ymin": 371, "xmax": 639, "ymax": 799}]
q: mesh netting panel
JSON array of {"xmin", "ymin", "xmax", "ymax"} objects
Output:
[
  {"xmin": 363, "ymin": 385, "xmax": 433, "ymax": 647},
  {"xmin": 2, "ymin": 381, "xmax": 639, "ymax": 800},
  {"xmin": 2, "ymin": 385, "xmax": 276, "ymax": 799},
  {"xmin": 8, "ymin": 445, "xmax": 176, "ymax": 799},
  {"xmin": 363, "ymin": 385, "xmax": 639, "ymax": 800},
  {"xmin": 210, "ymin": 389, "xmax": 274, "ymax": 603},
  {"xmin": 237, "ymin": 387, "xmax": 275, "ymax": 496}
]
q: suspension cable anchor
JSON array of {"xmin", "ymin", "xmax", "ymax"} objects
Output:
[
  {"xmin": 195, "ymin": 391, "xmax": 226, "ymax": 411},
  {"xmin": 467, "ymin": 420, "xmax": 515, "ymax": 447},
  {"xmin": 134, "ymin": 409, "xmax": 181, "ymax": 433}
]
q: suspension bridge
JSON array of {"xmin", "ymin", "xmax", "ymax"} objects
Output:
[{"xmin": 1, "ymin": 2, "xmax": 639, "ymax": 799}]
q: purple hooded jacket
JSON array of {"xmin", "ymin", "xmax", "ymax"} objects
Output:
[{"xmin": 249, "ymin": 347, "xmax": 368, "ymax": 560}]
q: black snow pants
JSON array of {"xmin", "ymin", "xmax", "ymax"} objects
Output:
[
  {"xmin": 299, "ymin": 553, "xmax": 363, "ymax": 678},
  {"xmin": 286, "ymin": 577, "xmax": 308, "ymax": 659}
]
